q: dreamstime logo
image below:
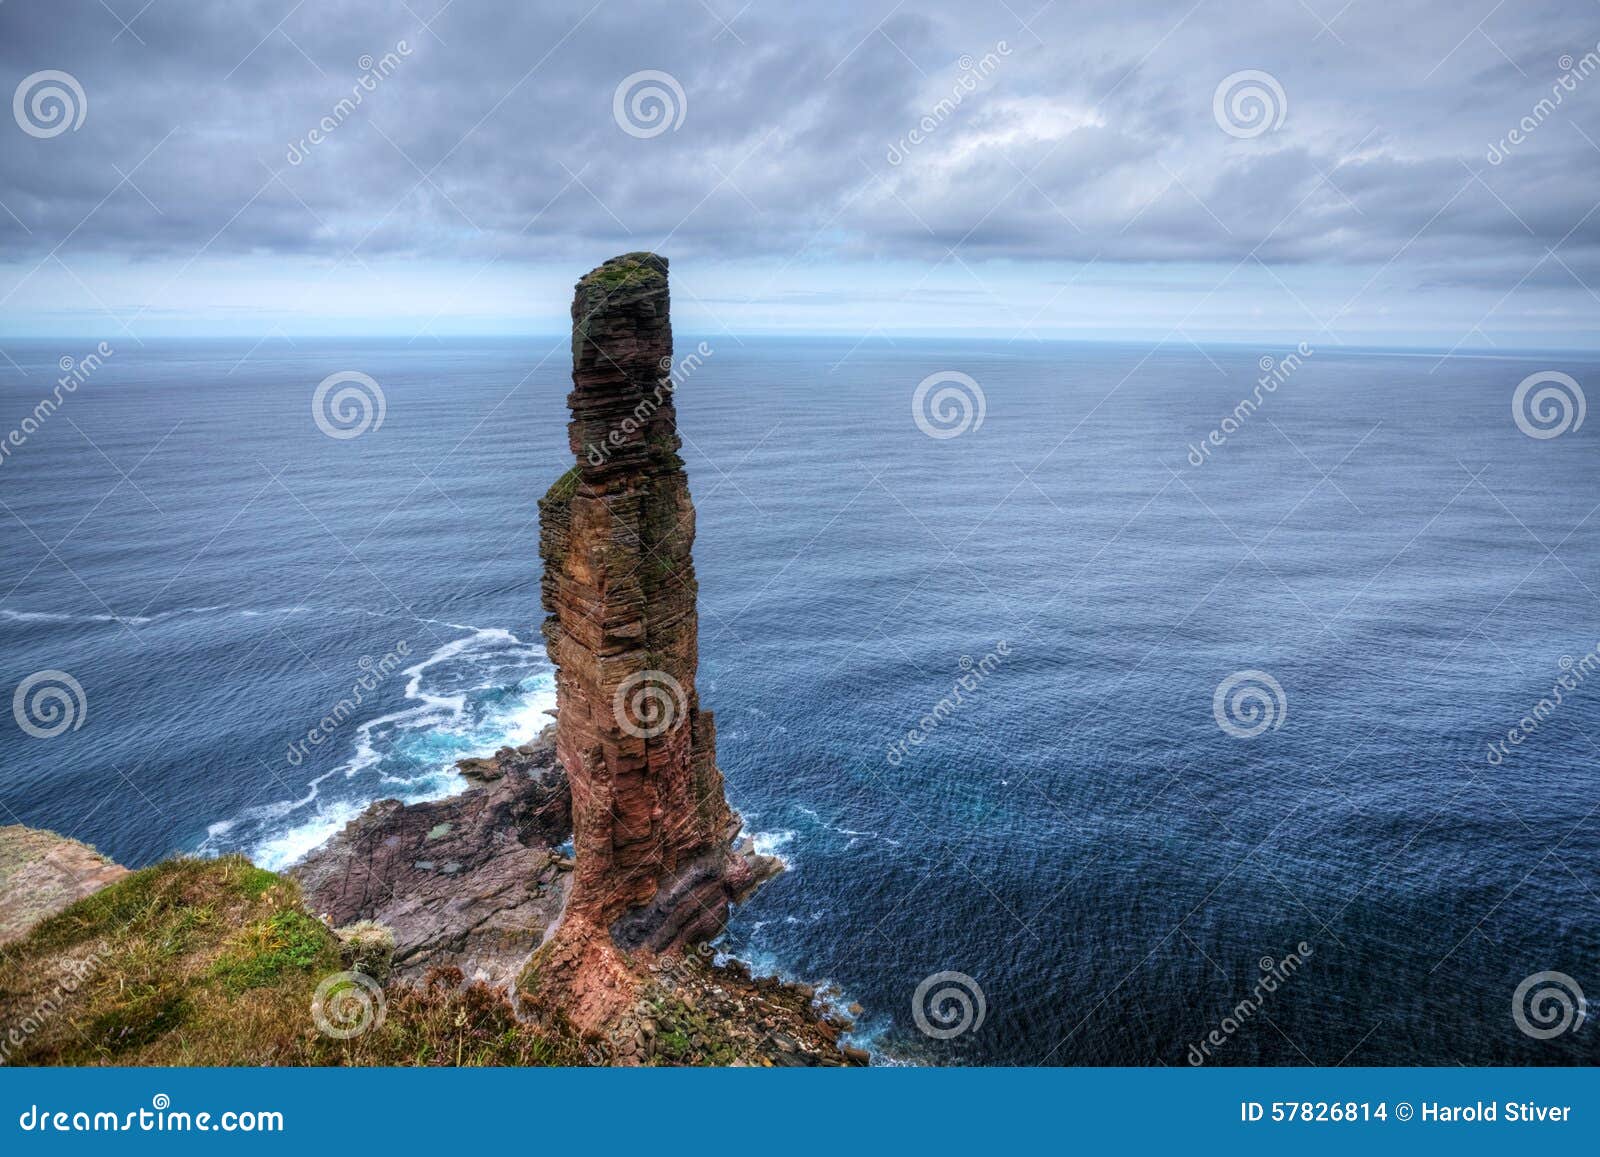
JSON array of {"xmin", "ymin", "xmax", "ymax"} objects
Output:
[
  {"xmin": 885, "ymin": 41, "xmax": 1011, "ymax": 165},
  {"xmin": 584, "ymin": 341, "xmax": 713, "ymax": 467},
  {"xmin": 284, "ymin": 641, "xmax": 411, "ymax": 767},
  {"xmin": 286, "ymin": 41, "xmax": 413, "ymax": 165},
  {"xmin": 12, "ymin": 670, "xmax": 87, "ymax": 739},
  {"xmin": 912, "ymin": 971, "xmax": 986, "ymax": 1040},
  {"xmin": 1485, "ymin": 643, "xmax": 1600, "ymax": 766},
  {"xmin": 612, "ymin": 70, "xmax": 686, "ymax": 138},
  {"xmin": 1186, "ymin": 342, "xmax": 1313, "ymax": 466},
  {"xmin": 312, "ymin": 371, "xmax": 386, "ymax": 439},
  {"xmin": 1511, "ymin": 370, "xmax": 1584, "ymax": 440},
  {"xmin": 311, "ymin": 970, "xmax": 386, "ymax": 1039},
  {"xmin": 1512, "ymin": 971, "xmax": 1586, "ymax": 1040},
  {"xmin": 886, "ymin": 642, "xmax": 1012, "ymax": 767},
  {"xmin": 0, "ymin": 948, "xmax": 102, "ymax": 1064},
  {"xmin": 0, "ymin": 340, "xmax": 113, "ymax": 472},
  {"xmin": 13, "ymin": 70, "xmax": 87, "ymax": 138},
  {"xmin": 1487, "ymin": 45, "xmax": 1600, "ymax": 165},
  {"xmin": 912, "ymin": 371, "xmax": 986, "ymax": 439},
  {"xmin": 1212, "ymin": 669, "xmax": 1286, "ymax": 739},
  {"xmin": 613, "ymin": 669, "xmax": 687, "ymax": 739},
  {"xmin": 1212, "ymin": 70, "xmax": 1287, "ymax": 139},
  {"xmin": 1188, "ymin": 943, "xmax": 1313, "ymax": 1064}
]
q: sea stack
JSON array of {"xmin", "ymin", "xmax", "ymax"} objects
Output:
[{"xmin": 535, "ymin": 254, "xmax": 764, "ymax": 1023}]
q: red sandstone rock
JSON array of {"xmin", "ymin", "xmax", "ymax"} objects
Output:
[
  {"xmin": 538, "ymin": 255, "xmax": 772, "ymax": 1023},
  {"xmin": 0, "ymin": 826, "xmax": 128, "ymax": 945}
]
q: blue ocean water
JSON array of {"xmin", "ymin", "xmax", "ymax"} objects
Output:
[{"xmin": 1, "ymin": 336, "xmax": 1596, "ymax": 1066}]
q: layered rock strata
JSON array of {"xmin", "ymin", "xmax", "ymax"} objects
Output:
[
  {"xmin": 292, "ymin": 731, "xmax": 571, "ymax": 986},
  {"xmin": 0, "ymin": 825, "xmax": 128, "ymax": 945},
  {"xmin": 535, "ymin": 254, "xmax": 773, "ymax": 1023}
]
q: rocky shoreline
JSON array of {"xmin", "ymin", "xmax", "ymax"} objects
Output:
[
  {"xmin": 281, "ymin": 723, "xmax": 857, "ymax": 1065},
  {"xmin": 288, "ymin": 729, "xmax": 572, "ymax": 988},
  {"xmin": 0, "ymin": 252, "xmax": 867, "ymax": 1068},
  {"xmin": 0, "ymin": 742, "xmax": 868, "ymax": 1067}
]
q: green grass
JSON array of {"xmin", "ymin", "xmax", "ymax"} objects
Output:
[
  {"xmin": 210, "ymin": 909, "xmax": 328, "ymax": 992},
  {"xmin": 0, "ymin": 856, "xmax": 582, "ymax": 1067},
  {"xmin": 544, "ymin": 465, "xmax": 581, "ymax": 504},
  {"xmin": 581, "ymin": 253, "xmax": 665, "ymax": 289}
]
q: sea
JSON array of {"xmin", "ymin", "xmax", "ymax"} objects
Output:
[{"xmin": 2, "ymin": 335, "xmax": 1596, "ymax": 1065}]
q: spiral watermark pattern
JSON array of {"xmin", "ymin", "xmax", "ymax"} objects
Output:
[
  {"xmin": 612, "ymin": 70, "xmax": 687, "ymax": 138},
  {"xmin": 311, "ymin": 970, "xmax": 386, "ymax": 1039},
  {"xmin": 613, "ymin": 669, "xmax": 688, "ymax": 738},
  {"xmin": 1212, "ymin": 669, "xmax": 1287, "ymax": 739},
  {"xmin": 912, "ymin": 371, "xmax": 986, "ymax": 439},
  {"xmin": 912, "ymin": 970, "xmax": 986, "ymax": 1039},
  {"xmin": 1212, "ymin": 70, "xmax": 1287, "ymax": 139},
  {"xmin": 1511, "ymin": 371, "xmax": 1585, "ymax": 440},
  {"xmin": 12, "ymin": 670, "xmax": 87, "ymax": 739},
  {"xmin": 1512, "ymin": 971, "xmax": 1586, "ymax": 1040},
  {"xmin": 13, "ymin": 70, "xmax": 87, "ymax": 139},
  {"xmin": 312, "ymin": 371, "xmax": 386, "ymax": 440}
]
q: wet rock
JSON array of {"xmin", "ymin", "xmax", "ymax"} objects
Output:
[{"xmin": 290, "ymin": 729, "xmax": 571, "ymax": 988}]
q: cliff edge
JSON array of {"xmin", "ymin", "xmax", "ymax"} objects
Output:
[{"xmin": 0, "ymin": 825, "xmax": 128, "ymax": 946}]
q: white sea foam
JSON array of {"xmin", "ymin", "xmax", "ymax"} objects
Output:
[
  {"xmin": 1, "ymin": 608, "xmax": 154, "ymax": 625},
  {"xmin": 252, "ymin": 799, "xmax": 369, "ymax": 871},
  {"xmin": 1, "ymin": 604, "xmax": 224, "ymax": 627},
  {"xmin": 193, "ymin": 620, "xmax": 557, "ymax": 871},
  {"xmin": 750, "ymin": 828, "xmax": 796, "ymax": 867},
  {"xmin": 796, "ymin": 805, "xmax": 900, "ymax": 848}
]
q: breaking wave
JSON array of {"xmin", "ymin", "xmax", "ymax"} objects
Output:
[{"xmin": 198, "ymin": 619, "xmax": 555, "ymax": 871}]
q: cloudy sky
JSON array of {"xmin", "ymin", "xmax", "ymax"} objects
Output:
[{"xmin": 3, "ymin": 0, "xmax": 1599, "ymax": 346}]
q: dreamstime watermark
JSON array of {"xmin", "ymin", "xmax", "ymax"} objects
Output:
[
  {"xmin": 312, "ymin": 370, "xmax": 386, "ymax": 439},
  {"xmin": 1187, "ymin": 943, "xmax": 1314, "ymax": 1064},
  {"xmin": 613, "ymin": 70, "xmax": 686, "ymax": 138},
  {"xmin": 584, "ymin": 341, "xmax": 713, "ymax": 467},
  {"xmin": 284, "ymin": 642, "xmax": 410, "ymax": 766},
  {"xmin": 912, "ymin": 371, "xmax": 986, "ymax": 439},
  {"xmin": 0, "ymin": 341, "xmax": 113, "ymax": 471},
  {"xmin": 886, "ymin": 643, "xmax": 1012, "ymax": 766},
  {"xmin": 1212, "ymin": 669, "xmax": 1287, "ymax": 739},
  {"xmin": 912, "ymin": 970, "xmax": 986, "ymax": 1039},
  {"xmin": 12, "ymin": 670, "xmax": 87, "ymax": 739},
  {"xmin": 1487, "ymin": 46, "xmax": 1600, "ymax": 165},
  {"xmin": 311, "ymin": 970, "xmax": 386, "ymax": 1039},
  {"xmin": 0, "ymin": 949, "xmax": 102, "ymax": 1065},
  {"xmin": 613, "ymin": 669, "xmax": 687, "ymax": 739},
  {"xmin": 286, "ymin": 42, "xmax": 413, "ymax": 165},
  {"xmin": 1212, "ymin": 70, "xmax": 1286, "ymax": 139},
  {"xmin": 1484, "ymin": 642, "xmax": 1600, "ymax": 766},
  {"xmin": 885, "ymin": 41, "xmax": 1011, "ymax": 165},
  {"xmin": 17, "ymin": 1094, "xmax": 283, "ymax": 1134},
  {"xmin": 1186, "ymin": 342, "xmax": 1312, "ymax": 466},
  {"xmin": 13, "ymin": 70, "xmax": 86, "ymax": 138},
  {"xmin": 1511, "ymin": 971, "xmax": 1586, "ymax": 1040},
  {"xmin": 1511, "ymin": 370, "xmax": 1584, "ymax": 439}
]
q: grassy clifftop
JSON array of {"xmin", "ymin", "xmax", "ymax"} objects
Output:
[
  {"xmin": 0, "ymin": 855, "xmax": 579, "ymax": 1066},
  {"xmin": 2, "ymin": 838, "xmax": 866, "ymax": 1067}
]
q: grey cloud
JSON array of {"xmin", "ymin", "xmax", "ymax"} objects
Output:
[{"xmin": 2, "ymin": 0, "xmax": 1599, "ymax": 290}]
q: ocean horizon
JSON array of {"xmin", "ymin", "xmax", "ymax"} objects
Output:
[{"xmin": 3, "ymin": 334, "xmax": 1597, "ymax": 1065}]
